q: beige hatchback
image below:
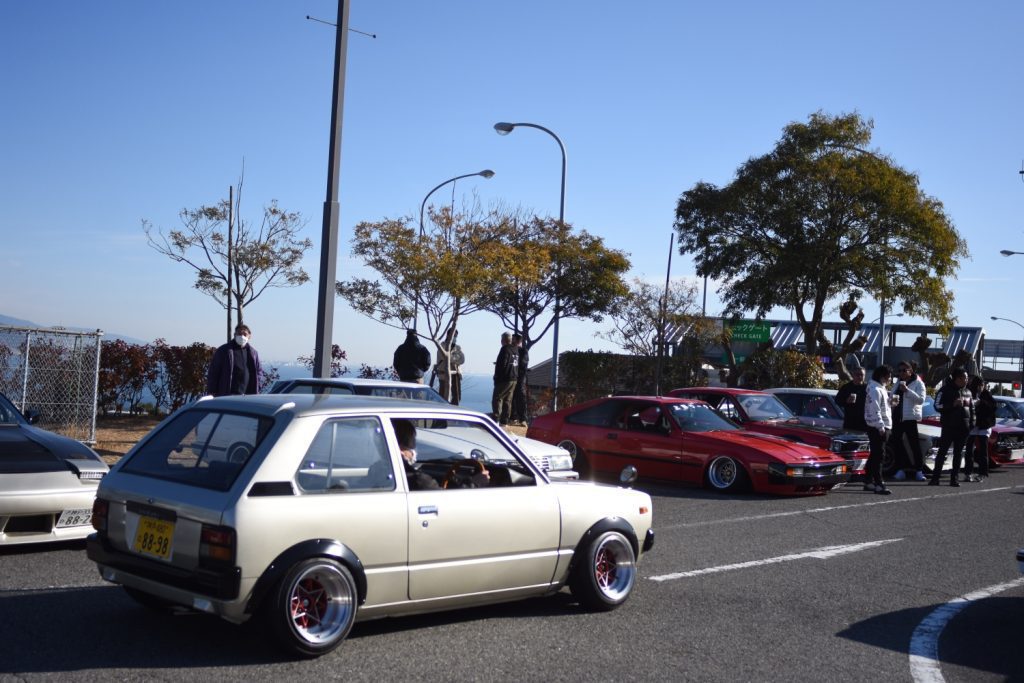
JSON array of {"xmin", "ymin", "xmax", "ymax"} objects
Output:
[{"xmin": 87, "ymin": 394, "xmax": 654, "ymax": 658}]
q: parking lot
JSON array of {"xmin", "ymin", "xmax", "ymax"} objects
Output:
[{"xmin": 2, "ymin": 468, "xmax": 1022, "ymax": 682}]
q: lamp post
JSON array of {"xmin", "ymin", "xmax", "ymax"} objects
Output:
[
  {"xmin": 991, "ymin": 316, "xmax": 1024, "ymax": 394},
  {"xmin": 494, "ymin": 121, "xmax": 566, "ymax": 411},
  {"xmin": 1000, "ymin": 250, "xmax": 1024, "ymax": 256},
  {"xmin": 412, "ymin": 169, "xmax": 494, "ymax": 328}
]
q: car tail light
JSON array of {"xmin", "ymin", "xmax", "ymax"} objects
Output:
[
  {"xmin": 199, "ymin": 524, "xmax": 236, "ymax": 568},
  {"xmin": 92, "ymin": 498, "xmax": 108, "ymax": 531}
]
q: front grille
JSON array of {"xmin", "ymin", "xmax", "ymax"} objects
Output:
[
  {"xmin": 4, "ymin": 514, "xmax": 54, "ymax": 534},
  {"xmin": 831, "ymin": 438, "xmax": 869, "ymax": 454}
]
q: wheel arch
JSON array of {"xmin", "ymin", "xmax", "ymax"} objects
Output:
[
  {"xmin": 567, "ymin": 517, "xmax": 639, "ymax": 576},
  {"xmin": 245, "ymin": 539, "xmax": 367, "ymax": 615}
]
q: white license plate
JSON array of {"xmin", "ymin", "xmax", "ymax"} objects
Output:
[
  {"xmin": 1009, "ymin": 448, "xmax": 1024, "ymax": 461},
  {"xmin": 56, "ymin": 508, "xmax": 92, "ymax": 528}
]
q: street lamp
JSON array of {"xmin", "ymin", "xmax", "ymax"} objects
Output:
[
  {"xmin": 419, "ymin": 170, "xmax": 495, "ymax": 238},
  {"xmin": 1000, "ymin": 250, "xmax": 1024, "ymax": 256},
  {"xmin": 991, "ymin": 315, "xmax": 1024, "ymax": 393},
  {"xmin": 869, "ymin": 312, "xmax": 904, "ymax": 325},
  {"xmin": 494, "ymin": 121, "xmax": 567, "ymax": 411},
  {"xmin": 413, "ymin": 169, "xmax": 495, "ymax": 327}
]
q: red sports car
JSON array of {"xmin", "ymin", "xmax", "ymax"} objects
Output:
[
  {"xmin": 526, "ymin": 395, "xmax": 850, "ymax": 495},
  {"xmin": 668, "ymin": 387, "xmax": 871, "ymax": 473}
]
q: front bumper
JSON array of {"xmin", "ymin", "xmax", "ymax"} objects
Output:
[{"xmin": 767, "ymin": 462, "xmax": 851, "ymax": 487}]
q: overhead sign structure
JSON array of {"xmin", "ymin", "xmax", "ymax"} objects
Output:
[{"xmin": 728, "ymin": 320, "xmax": 771, "ymax": 343}]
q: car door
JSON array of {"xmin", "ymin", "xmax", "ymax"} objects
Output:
[
  {"xmin": 396, "ymin": 417, "xmax": 561, "ymax": 602},
  {"xmin": 604, "ymin": 401, "xmax": 684, "ymax": 481}
]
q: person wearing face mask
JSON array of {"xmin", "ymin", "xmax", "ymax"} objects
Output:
[{"xmin": 206, "ymin": 324, "xmax": 262, "ymax": 396}]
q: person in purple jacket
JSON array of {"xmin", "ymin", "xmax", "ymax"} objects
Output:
[{"xmin": 206, "ymin": 324, "xmax": 262, "ymax": 396}]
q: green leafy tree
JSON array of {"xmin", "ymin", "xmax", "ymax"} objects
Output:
[
  {"xmin": 476, "ymin": 216, "xmax": 631, "ymax": 355},
  {"xmin": 144, "ymin": 182, "xmax": 312, "ymax": 337},
  {"xmin": 337, "ymin": 204, "xmax": 533, "ymax": 377},
  {"xmin": 674, "ymin": 111, "xmax": 969, "ymax": 357}
]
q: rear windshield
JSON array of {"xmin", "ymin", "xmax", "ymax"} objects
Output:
[{"xmin": 120, "ymin": 409, "xmax": 273, "ymax": 491}]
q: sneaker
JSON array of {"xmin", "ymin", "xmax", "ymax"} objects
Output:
[
  {"xmin": 927, "ymin": 478, "xmax": 940, "ymax": 486},
  {"xmin": 893, "ymin": 470, "xmax": 906, "ymax": 481},
  {"xmin": 950, "ymin": 479, "xmax": 960, "ymax": 487},
  {"xmin": 968, "ymin": 474, "xmax": 981, "ymax": 483},
  {"xmin": 915, "ymin": 471, "xmax": 927, "ymax": 482},
  {"xmin": 875, "ymin": 486, "xmax": 893, "ymax": 495},
  {"xmin": 863, "ymin": 483, "xmax": 876, "ymax": 492}
]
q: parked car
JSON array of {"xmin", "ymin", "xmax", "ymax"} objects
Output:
[
  {"xmin": 87, "ymin": 395, "xmax": 653, "ymax": 657},
  {"xmin": 269, "ymin": 377, "xmax": 576, "ymax": 479},
  {"xmin": 667, "ymin": 387, "xmax": 870, "ymax": 472},
  {"xmin": 526, "ymin": 395, "xmax": 850, "ymax": 495},
  {"xmin": 0, "ymin": 391, "xmax": 108, "ymax": 545},
  {"xmin": 923, "ymin": 395, "xmax": 1024, "ymax": 466},
  {"xmin": 993, "ymin": 395, "xmax": 1024, "ymax": 425},
  {"xmin": 765, "ymin": 387, "xmax": 944, "ymax": 476}
]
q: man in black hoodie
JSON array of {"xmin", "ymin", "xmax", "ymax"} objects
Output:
[{"xmin": 393, "ymin": 330, "xmax": 431, "ymax": 383}]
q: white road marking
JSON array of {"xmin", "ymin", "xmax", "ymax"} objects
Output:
[
  {"xmin": 656, "ymin": 486, "xmax": 1018, "ymax": 531},
  {"xmin": 648, "ymin": 538, "xmax": 903, "ymax": 582},
  {"xmin": 909, "ymin": 577, "xmax": 1024, "ymax": 683}
]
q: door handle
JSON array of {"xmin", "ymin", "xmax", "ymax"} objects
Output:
[{"xmin": 418, "ymin": 505, "xmax": 438, "ymax": 516}]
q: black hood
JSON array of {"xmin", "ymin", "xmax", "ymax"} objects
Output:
[{"xmin": 0, "ymin": 425, "xmax": 100, "ymax": 473}]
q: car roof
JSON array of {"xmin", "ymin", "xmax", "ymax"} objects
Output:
[
  {"xmin": 279, "ymin": 377, "xmax": 428, "ymax": 390},
  {"xmin": 673, "ymin": 387, "xmax": 766, "ymax": 396},
  {"xmin": 765, "ymin": 387, "xmax": 838, "ymax": 396},
  {"xmin": 193, "ymin": 393, "xmax": 480, "ymax": 419}
]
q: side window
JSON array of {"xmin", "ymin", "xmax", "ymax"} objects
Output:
[
  {"xmin": 566, "ymin": 401, "xmax": 622, "ymax": 427},
  {"xmin": 776, "ymin": 394, "xmax": 802, "ymax": 415},
  {"xmin": 717, "ymin": 397, "xmax": 740, "ymax": 421},
  {"xmin": 296, "ymin": 417, "xmax": 395, "ymax": 493},
  {"xmin": 995, "ymin": 402, "xmax": 1013, "ymax": 420}
]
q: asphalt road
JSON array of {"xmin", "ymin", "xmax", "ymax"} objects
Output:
[{"xmin": 2, "ymin": 469, "xmax": 1023, "ymax": 682}]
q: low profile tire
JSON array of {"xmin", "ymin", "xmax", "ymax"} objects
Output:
[
  {"xmin": 123, "ymin": 586, "xmax": 176, "ymax": 612},
  {"xmin": 557, "ymin": 439, "xmax": 592, "ymax": 479},
  {"xmin": 706, "ymin": 456, "xmax": 748, "ymax": 493},
  {"xmin": 268, "ymin": 558, "xmax": 358, "ymax": 658},
  {"xmin": 570, "ymin": 530, "xmax": 636, "ymax": 611},
  {"xmin": 881, "ymin": 444, "xmax": 897, "ymax": 476}
]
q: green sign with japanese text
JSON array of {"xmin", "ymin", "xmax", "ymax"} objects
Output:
[{"xmin": 728, "ymin": 320, "xmax": 771, "ymax": 343}]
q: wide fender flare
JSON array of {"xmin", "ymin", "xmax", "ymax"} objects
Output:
[
  {"xmin": 567, "ymin": 517, "xmax": 639, "ymax": 575},
  {"xmin": 245, "ymin": 539, "xmax": 367, "ymax": 615}
]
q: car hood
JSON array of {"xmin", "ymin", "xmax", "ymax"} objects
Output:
[
  {"xmin": 514, "ymin": 435, "xmax": 570, "ymax": 458},
  {"xmin": 0, "ymin": 425, "xmax": 105, "ymax": 474},
  {"xmin": 757, "ymin": 418, "xmax": 860, "ymax": 440},
  {"xmin": 699, "ymin": 430, "xmax": 841, "ymax": 462}
]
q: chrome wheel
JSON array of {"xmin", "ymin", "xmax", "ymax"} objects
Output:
[
  {"xmin": 707, "ymin": 456, "xmax": 747, "ymax": 492},
  {"xmin": 570, "ymin": 530, "xmax": 636, "ymax": 611},
  {"xmin": 557, "ymin": 439, "xmax": 591, "ymax": 478},
  {"xmin": 272, "ymin": 558, "xmax": 357, "ymax": 657}
]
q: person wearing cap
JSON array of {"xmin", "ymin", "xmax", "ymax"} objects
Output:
[
  {"xmin": 393, "ymin": 329, "xmax": 431, "ymax": 383},
  {"xmin": 491, "ymin": 332, "xmax": 518, "ymax": 426}
]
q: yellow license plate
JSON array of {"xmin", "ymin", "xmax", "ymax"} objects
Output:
[{"xmin": 133, "ymin": 516, "xmax": 174, "ymax": 561}]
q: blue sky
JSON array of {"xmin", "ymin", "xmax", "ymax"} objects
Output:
[{"xmin": 2, "ymin": 1, "xmax": 1023, "ymax": 373}]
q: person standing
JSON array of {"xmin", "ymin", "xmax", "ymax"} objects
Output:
[
  {"xmin": 929, "ymin": 367, "xmax": 975, "ymax": 487},
  {"xmin": 393, "ymin": 329, "xmax": 431, "ymax": 383},
  {"xmin": 836, "ymin": 367, "xmax": 868, "ymax": 431},
  {"xmin": 206, "ymin": 324, "xmax": 262, "ymax": 397},
  {"xmin": 966, "ymin": 375, "xmax": 994, "ymax": 482},
  {"xmin": 890, "ymin": 361, "xmax": 928, "ymax": 482},
  {"xmin": 491, "ymin": 332, "xmax": 518, "ymax": 426},
  {"xmin": 510, "ymin": 333, "xmax": 529, "ymax": 426},
  {"xmin": 435, "ymin": 329, "xmax": 465, "ymax": 405},
  {"xmin": 863, "ymin": 365, "xmax": 894, "ymax": 495}
]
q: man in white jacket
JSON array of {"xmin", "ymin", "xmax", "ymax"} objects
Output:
[
  {"xmin": 864, "ymin": 365, "xmax": 894, "ymax": 495},
  {"xmin": 890, "ymin": 361, "xmax": 928, "ymax": 481}
]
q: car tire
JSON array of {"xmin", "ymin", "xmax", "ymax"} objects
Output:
[
  {"xmin": 123, "ymin": 586, "xmax": 176, "ymax": 611},
  {"xmin": 881, "ymin": 444, "xmax": 897, "ymax": 476},
  {"xmin": 268, "ymin": 557, "xmax": 358, "ymax": 658},
  {"xmin": 569, "ymin": 530, "xmax": 636, "ymax": 611},
  {"xmin": 557, "ymin": 439, "xmax": 592, "ymax": 479},
  {"xmin": 706, "ymin": 456, "xmax": 748, "ymax": 493}
]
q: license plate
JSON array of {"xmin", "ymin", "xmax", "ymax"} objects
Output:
[
  {"xmin": 133, "ymin": 516, "xmax": 175, "ymax": 561},
  {"xmin": 1009, "ymin": 449, "xmax": 1024, "ymax": 461},
  {"xmin": 56, "ymin": 508, "xmax": 92, "ymax": 528}
]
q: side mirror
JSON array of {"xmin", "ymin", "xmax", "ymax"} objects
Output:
[
  {"xmin": 619, "ymin": 465, "xmax": 638, "ymax": 488},
  {"xmin": 24, "ymin": 409, "xmax": 40, "ymax": 425}
]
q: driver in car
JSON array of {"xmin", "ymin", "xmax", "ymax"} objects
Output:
[{"xmin": 392, "ymin": 418, "xmax": 490, "ymax": 490}]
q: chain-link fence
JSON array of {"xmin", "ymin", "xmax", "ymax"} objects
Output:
[{"xmin": 0, "ymin": 325, "xmax": 102, "ymax": 444}]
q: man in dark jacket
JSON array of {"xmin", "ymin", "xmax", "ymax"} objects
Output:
[
  {"xmin": 510, "ymin": 333, "xmax": 529, "ymax": 425},
  {"xmin": 393, "ymin": 330, "xmax": 431, "ymax": 383},
  {"xmin": 206, "ymin": 324, "xmax": 261, "ymax": 396},
  {"xmin": 836, "ymin": 367, "xmax": 868, "ymax": 431},
  {"xmin": 491, "ymin": 332, "xmax": 518, "ymax": 425},
  {"xmin": 929, "ymin": 367, "xmax": 975, "ymax": 487}
]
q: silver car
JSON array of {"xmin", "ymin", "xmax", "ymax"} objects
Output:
[
  {"xmin": 0, "ymin": 391, "xmax": 108, "ymax": 545},
  {"xmin": 269, "ymin": 377, "xmax": 578, "ymax": 479},
  {"xmin": 87, "ymin": 395, "xmax": 654, "ymax": 657}
]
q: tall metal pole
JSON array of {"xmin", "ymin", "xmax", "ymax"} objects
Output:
[
  {"xmin": 226, "ymin": 185, "xmax": 233, "ymax": 341},
  {"xmin": 654, "ymin": 234, "xmax": 674, "ymax": 396},
  {"xmin": 493, "ymin": 122, "xmax": 565, "ymax": 412},
  {"xmin": 878, "ymin": 301, "xmax": 886, "ymax": 368},
  {"xmin": 313, "ymin": 0, "xmax": 350, "ymax": 378}
]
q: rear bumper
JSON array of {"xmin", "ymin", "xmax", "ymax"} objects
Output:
[{"xmin": 87, "ymin": 532, "xmax": 240, "ymax": 601}]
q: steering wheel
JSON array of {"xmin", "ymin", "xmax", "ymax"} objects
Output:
[{"xmin": 442, "ymin": 458, "xmax": 489, "ymax": 489}]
